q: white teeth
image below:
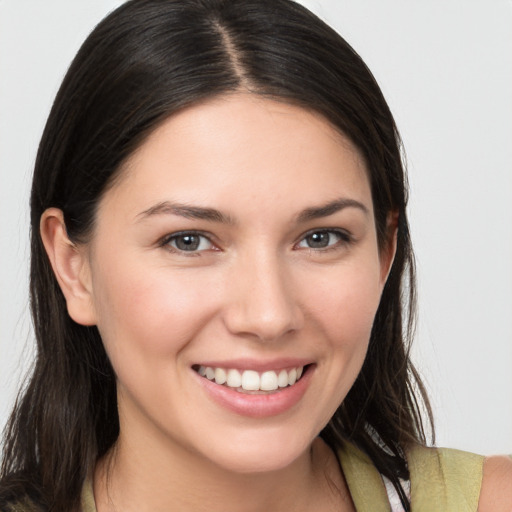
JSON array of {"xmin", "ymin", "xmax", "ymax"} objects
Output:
[
  {"xmin": 226, "ymin": 369, "xmax": 242, "ymax": 388},
  {"xmin": 214, "ymin": 367, "xmax": 227, "ymax": 385},
  {"xmin": 241, "ymin": 370, "xmax": 260, "ymax": 391},
  {"xmin": 198, "ymin": 365, "xmax": 305, "ymax": 392},
  {"xmin": 260, "ymin": 371, "xmax": 278, "ymax": 391},
  {"xmin": 277, "ymin": 369, "xmax": 289, "ymax": 388}
]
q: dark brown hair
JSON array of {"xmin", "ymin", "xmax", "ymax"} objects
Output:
[{"xmin": 0, "ymin": 1, "xmax": 433, "ymax": 510}]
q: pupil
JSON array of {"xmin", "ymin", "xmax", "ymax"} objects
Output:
[
  {"xmin": 308, "ymin": 232, "xmax": 329, "ymax": 248},
  {"xmin": 176, "ymin": 235, "xmax": 199, "ymax": 251}
]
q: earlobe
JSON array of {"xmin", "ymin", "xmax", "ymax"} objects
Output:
[{"xmin": 40, "ymin": 208, "xmax": 97, "ymax": 326}]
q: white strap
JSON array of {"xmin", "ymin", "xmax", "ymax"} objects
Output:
[{"xmin": 381, "ymin": 475, "xmax": 411, "ymax": 512}]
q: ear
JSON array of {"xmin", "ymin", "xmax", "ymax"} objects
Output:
[
  {"xmin": 40, "ymin": 208, "xmax": 97, "ymax": 326},
  {"xmin": 379, "ymin": 210, "xmax": 399, "ymax": 286}
]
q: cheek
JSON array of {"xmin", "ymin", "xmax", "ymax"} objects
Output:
[
  {"xmin": 296, "ymin": 261, "xmax": 383, "ymax": 428},
  {"xmin": 306, "ymin": 260, "xmax": 383, "ymax": 348},
  {"xmin": 92, "ymin": 265, "xmax": 218, "ymax": 362}
]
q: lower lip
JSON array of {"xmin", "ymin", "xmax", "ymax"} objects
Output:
[{"xmin": 195, "ymin": 366, "xmax": 314, "ymax": 418}]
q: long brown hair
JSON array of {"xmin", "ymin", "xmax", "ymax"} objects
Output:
[{"xmin": 1, "ymin": 1, "xmax": 433, "ymax": 510}]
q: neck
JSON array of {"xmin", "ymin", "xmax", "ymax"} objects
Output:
[{"xmin": 93, "ymin": 435, "xmax": 353, "ymax": 512}]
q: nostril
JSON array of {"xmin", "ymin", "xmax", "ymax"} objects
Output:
[
  {"xmin": 221, "ymin": 267, "xmax": 304, "ymax": 341},
  {"xmin": 223, "ymin": 306, "xmax": 304, "ymax": 343}
]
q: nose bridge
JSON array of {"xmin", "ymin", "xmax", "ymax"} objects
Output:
[{"xmin": 224, "ymin": 246, "xmax": 303, "ymax": 341}]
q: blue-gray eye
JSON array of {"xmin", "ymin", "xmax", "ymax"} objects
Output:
[
  {"xmin": 168, "ymin": 233, "xmax": 213, "ymax": 252},
  {"xmin": 298, "ymin": 230, "xmax": 346, "ymax": 249}
]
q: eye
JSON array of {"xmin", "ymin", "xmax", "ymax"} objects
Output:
[
  {"xmin": 163, "ymin": 232, "xmax": 214, "ymax": 253},
  {"xmin": 296, "ymin": 229, "xmax": 350, "ymax": 250}
]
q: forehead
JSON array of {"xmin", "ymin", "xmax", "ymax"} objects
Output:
[{"xmin": 100, "ymin": 93, "xmax": 373, "ymax": 221}]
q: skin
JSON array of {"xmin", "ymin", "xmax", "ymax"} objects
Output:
[
  {"xmin": 42, "ymin": 94, "xmax": 393, "ymax": 511},
  {"xmin": 478, "ymin": 455, "xmax": 512, "ymax": 511},
  {"xmin": 42, "ymin": 93, "xmax": 512, "ymax": 510}
]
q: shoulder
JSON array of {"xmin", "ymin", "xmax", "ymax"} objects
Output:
[
  {"xmin": 407, "ymin": 443, "xmax": 485, "ymax": 481},
  {"xmin": 407, "ymin": 445, "xmax": 484, "ymax": 510},
  {"xmin": 478, "ymin": 455, "xmax": 512, "ymax": 512}
]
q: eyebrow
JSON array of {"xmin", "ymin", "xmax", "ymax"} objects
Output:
[
  {"xmin": 136, "ymin": 201, "xmax": 236, "ymax": 225},
  {"xmin": 136, "ymin": 197, "xmax": 368, "ymax": 225},
  {"xmin": 296, "ymin": 197, "xmax": 369, "ymax": 223}
]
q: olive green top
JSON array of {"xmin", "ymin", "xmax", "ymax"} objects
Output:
[
  {"xmin": 336, "ymin": 442, "xmax": 484, "ymax": 511},
  {"xmin": 80, "ymin": 442, "xmax": 485, "ymax": 511}
]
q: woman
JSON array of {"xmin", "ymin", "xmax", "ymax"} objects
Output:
[{"xmin": 0, "ymin": 0, "xmax": 510, "ymax": 510}]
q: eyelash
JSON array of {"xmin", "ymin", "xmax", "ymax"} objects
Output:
[
  {"xmin": 159, "ymin": 231, "xmax": 216, "ymax": 256},
  {"xmin": 295, "ymin": 228, "xmax": 353, "ymax": 252},
  {"xmin": 159, "ymin": 228, "xmax": 353, "ymax": 255}
]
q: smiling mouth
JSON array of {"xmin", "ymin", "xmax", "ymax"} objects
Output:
[{"xmin": 192, "ymin": 365, "xmax": 308, "ymax": 394}]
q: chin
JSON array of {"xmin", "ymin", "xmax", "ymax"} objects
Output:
[{"xmin": 196, "ymin": 427, "xmax": 315, "ymax": 475}]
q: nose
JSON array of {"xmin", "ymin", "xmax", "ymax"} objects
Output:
[{"xmin": 222, "ymin": 250, "xmax": 304, "ymax": 342}]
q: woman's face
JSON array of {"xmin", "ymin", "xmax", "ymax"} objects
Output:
[{"xmin": 81, "ymin": 94, "xmax": 393, "ymax": 474}]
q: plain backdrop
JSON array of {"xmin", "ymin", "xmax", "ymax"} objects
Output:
[{"xmin": 1, "ymin": 0, "xmax": 511, "ymax": 455}]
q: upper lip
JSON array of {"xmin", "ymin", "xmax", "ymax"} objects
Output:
[{"xmin": 192, "ymin": 358, "xmax": 313, "ymax": 372}]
